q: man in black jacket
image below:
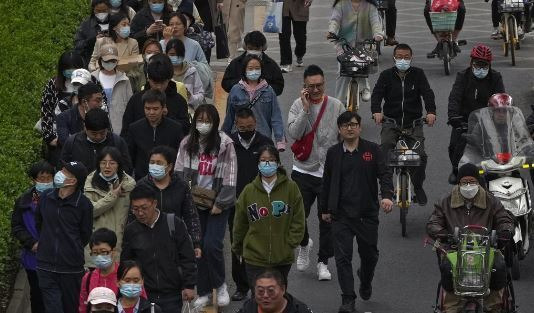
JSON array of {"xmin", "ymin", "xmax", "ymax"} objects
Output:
[
  {"xmin": 447, "ymin": 44, "xmax": 505, "ymax": 184},
  {"xmin": 371, "ymin": 44, "xmax": 436, "ymax": 206},
  {"xmin": 222, "ymin": 31, "xmax": 284, "ymax": 96},
  {"xmin": 124, "ymin": 89, "xmax": 184, "ymax": 180},
  {"xmin": 36, "ymin": 161, "xmax": 93, "ymax": 313},
  {"xmin": 320, "ymin": 111, "xmax": 393, "ymax": 313},
  {"xmin": 121, "ymin": 54, "xmax": 190, "ymax": 136},
  {"xmin": 121, "ymin": 184, "xmax": 197, "ymax": 313},
  {"xmin": 228, "ymin": 108, "xmax": 274, "ymax": 301},
  {"xmin": 61, "ymin": 108, "xmax": 132, "ymax": 173}
]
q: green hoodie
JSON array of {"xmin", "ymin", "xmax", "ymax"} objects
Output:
[{"xmin": 232, "ymin": 170, "xmax": 305, "ymax": 267}]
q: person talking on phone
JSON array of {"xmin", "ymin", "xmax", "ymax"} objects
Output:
[
  {"xmin": 130, "ymin": 0, "xmax": 172, "ymax": 50},
  {"xmin": 287, "ymin": 65, "xmax": 345, "ymax": 281}
]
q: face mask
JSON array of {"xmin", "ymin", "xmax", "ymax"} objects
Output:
[
  {"xmin": 54, "ymin": 171, "xmax": 68, "ymax": 188},
  {"xmin": 118, "ymin": 26, "xmax": 130, "ymax": 38},
  {"xmin": 196, "ymin": 122, "xmax": 212, "ymax": 135},
  {"xmin": 149, "ymin": 164, "xmax": 167, "ymax": 180},
  {"xmin": 101, "ymin": 61, "xmax": 117, "ymax": 71},
  {"xmin": 459, "ymin": 184, "xmax": 479, "ymax": 199},
  {"xmin": 258, "ymin": 161, "xmax": 278, "ymax": 177},
  {"xmin": 473, "ymin": 67, "xmax": 489, "ymax": 79},
  {"xmin": 247, "ymin": 50, "xmax": 262, "ymax": 57},
  {"xmin": 63, "ymin": 69, "xmax": 74, "ymax": 79},
  {"xmin": 110, "ymin": 0, "xmax": 122, "ymax": 8},
  {"xmin": 99, "ymin": 172, "xmax": 118, "ymax": 182},
  {"xmin": 95, "ymin": 12, "xmax": 109, "ymax": 23},
  {"xmin": 92, "ymin": 254, "xmax": 113, "ymax": 269},
  {"xmin": 120, "ymin": 283, "xmax": 143, "ymax": 298},
  {"xmin": 35, "ymin": 182, "xmax": 54, "ymax": 193},
  {"xmin": 169, "ymin": 55, "xmax": 184, "ymax": 66},
  {"xmin": 239, "ymin": 130, "xmax": 255, "ymax": 141},
  {"xmin": 395, "ymin": 59, "xmax": 411, "ymax": 72},
  {"xmin": 150, "ymin": 2, "xmax": 165, "ymax": 13},
  {"xmin": 144, "ymin": 53, "xmax": 155, "ymax": 62},
  {"xmin": 246, "ymin": 69, "xmax": 261, "ymax": 81}
]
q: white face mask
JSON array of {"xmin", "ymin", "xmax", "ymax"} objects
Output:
[
  {"xmin": 196, "ymin": 122, "xmax": 212, "ymax": 135},
  {"xmin": 95, "ymin": 12, "xmax": 109, "ymax": 23},
  {"xmin": 459, "ymin": 184, "xmax": 479, "ymax": 199}
]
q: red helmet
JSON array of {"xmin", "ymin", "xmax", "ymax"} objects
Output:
[
  {"xmin": 470, "ymin": 44, "xmax": 493, "ymax": 62},
  {"xmin": 488, "ymin": 93, "xmax": 513, "ymax": 108}
]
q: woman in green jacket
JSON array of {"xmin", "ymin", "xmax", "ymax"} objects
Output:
[{"xmin": 232, "ymin": 145, "xmax": 305, "ymax": 289}]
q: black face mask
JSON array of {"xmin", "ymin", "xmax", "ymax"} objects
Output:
[{"xmin": 239, "ymin": 130, "xmax": 255, "ymax": 141}]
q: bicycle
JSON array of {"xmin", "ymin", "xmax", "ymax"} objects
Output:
[
  {"xmin": 376, "ymin": 0, "xmax": 389, "ymax": 56},
  {"xmin": 427, "ymin": 11, "xmax": 467, "ymax": 75},
  {"xmin": 328, "ymin": 34, "xmax": 378, "ymax": 112},
  {"xmin": 383, "ymin": 117, "xmax": 425, "ymax": 237},
  {"xmin": 499, "ymin": 0, "xmax": 530, "ymax": 66}
]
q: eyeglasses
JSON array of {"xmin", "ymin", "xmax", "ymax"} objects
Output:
[
  {"xmin": 304, "ymin": 82, "xmax": 324, "ymax": 90},
  {"xmin": 472, "ymin": 63, "xmax": 489, "ymax": 70},
  {"xmin": 459, "ymin": 181, "xmax": 478, "ymax": 187},
  {"xmin": 90, "ymin": 250, "xmax": 112, "ymax": 256},
  {"xmin": 99, "ymin": 161, "xmax": 118, "ymax": 167},
  {"xmin": 131, "ymin": 205, "xmax": 153, "ymax": 214},
  {"xmin": 255, "ymin": 287, "xmax": 277, "ymax": 297},
  {"xmin": 340, "ymin": 122, "xmax": 359, "ymax": 130}
]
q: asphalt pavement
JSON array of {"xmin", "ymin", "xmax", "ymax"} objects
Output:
[{"xmin": 219, "ymin": 0, "xmax": 534, "ymax": 312}]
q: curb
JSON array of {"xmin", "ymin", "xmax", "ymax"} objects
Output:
[{"xmin": 6, "ymin": 270, "xmax": 29, "ymax": 313}]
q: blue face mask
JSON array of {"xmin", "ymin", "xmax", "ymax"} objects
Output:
[
  {"xmin": 99, "ymin": 172, "xmax": 118, "ymax": 182},
  {"xmin": 53, "ymin": 171, "xmax": 68, "ymax": 188},
  {"xmin": 120, "ymin": 283, "xmax": 142, "ymax": 298},
  {"xmin": 472, "ymin": 67, "xmax": 489, "ymax": 79},
  {"xmin": 149, "ymin": 164, "xmax": 167, "ymax": 180},
  {"xmin": 63, "ymin": 69, "xmax": 74, "ymax": 79},
  {"xmin": 169, "ymin": 55, "xmax": 184, "ymax": 66},
  {"xmin": 258, "ymin": 161, "xmax": 278, "ymax": 177},
  {"xmin": 35, "ymin": 182, "xmax": 54, "ymax": 193},
  {"xmin": 150, "ymin": 2, "xmax": 165, "ymax": 13},
  {"xmin": 246, "ymin": 69, "xmax": 261, "ymax": 81},
  {"xmin": 110, "ymin": 0, "xmax": 122, "ymax": 8},
  {"xmin": 118, "ymin": 26, "xmax": 130, "ymax": 39},
  {"xmin": 92, "ymin": 254, "xmax": 113, "ymax": 269},
  {"xmin": 394, "ymin": 59, "xmax": 411, "ymax": 72}
]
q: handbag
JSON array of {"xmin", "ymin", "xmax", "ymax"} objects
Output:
[
  {"xmin": 214, "ymin": 11, "xmax": 229, "ymax": 59},
  {"xmin": 186, "ymin": 23, "xmax": 215, "ymax": 54},
  {"xmin": 189, "ymin": 158, "xmax": 217, "ymax": 209},
  {"xmin": 263, "ymin": 0, "xmax": 284, "ymax": 33},
  {"xmin": 291, "ymin": 96, "xmax": 328, "ymax": 161}
]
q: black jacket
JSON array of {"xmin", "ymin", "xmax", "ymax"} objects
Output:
[
  {"xmin": 371, "ymin": 66, "xmax": 436, "ymax": 128},
  {"xmin": 56, "ymin": 106, "xmax": 83, "ymax": 146},
  {"xmin": 527, "ymin": 105, "xmax": 534, "ymax": 135},
  {"xmin": 320, "ymin": 139, "xmax": 393, "ymax": 219},
  {"xmin": 230, "ymin": 131, "xmax": 274, "ymax": 195},
  {"xmin": 11, "ymin": 188, "xmax": 39, "ymax": 250},
  {"xmin": 74, "ymin": 16, "xmax": 106, "ymax": 66},
  {"xmin": 121, "ymin": 81, "xmax": 190, "ymax": 136},
  {"xmin": 115, "ymin": 298, "xmax": 163, "ymax": 313},
  {"xmin": 447, "ymin": 68, "xmax": 505, "ymax": 125},
  {"xmin": 121, "ymin": 212, "xmax": 197, "ymax": 295},
  {"xmin": 130, "ymin": 7, "xmax": 171, "ymax": 50},
  {"xmin": 36, "ymin": 189, "xmax": 93, "ymax": 273},
  {"xmin": 125, "ymin": 117, "xmax": 184, "ymax": 179},
  {"xmin": 222, "ymin": 52, "xmax": 284, "ymax": 96},
  {"xmin": 137, "ymin": 173, "xmax": 201, "ymax": 247},
  {"xmin": 61, "ymin": 131, "xmax": 133, "ymax": 174},
  {"xmin": 236, "ymin": 293, "xmax": 313, "ymax": 313}
]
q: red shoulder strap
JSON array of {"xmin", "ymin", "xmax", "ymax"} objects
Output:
[{"xmin": 311, "ymin": 96, "xmax": 328, "ymax": 132}]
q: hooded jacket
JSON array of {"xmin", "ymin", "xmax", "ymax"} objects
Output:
[
  {"xmin": 173, "ymin": 62, "xmax": 205, "ymax": 109},
  {"xmin": 237, "ymin": 293, "xmax": 312, "ymax": 313},
  {"xmin": 232, "ymin": 170, "xmax": 305, "ymax": 267}
]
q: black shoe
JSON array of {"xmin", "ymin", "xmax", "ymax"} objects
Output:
[
  {"xmin": 356, "ymin": 269, "xmax": 372, "ymax": 301},
  {"xmin": 427, "ymin": 43, "xmax": 440, "ymax": 57},
  {"xmin": 338, "ymin": 297, "xmax": 356, "ymax": 313},
  {"xmin": 414, "ymin": 188, "xmax": 428, "ymax": 206},
  {"xmin": 448, "ymin": 172, "xmax": 457, "ymax": 185},
  {"xmin": 452, "ymin": 41, "xmax": 461, "ymax": 53},
  {"xmin": 231, "ymin": 290, "xmax": 248, "ymax": 301}
]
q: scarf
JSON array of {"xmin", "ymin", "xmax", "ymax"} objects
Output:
[{"xmin": 239, "ymin": 79, "xmax": 268, "ymax": 101}]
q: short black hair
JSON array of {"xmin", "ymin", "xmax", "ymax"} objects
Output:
[
  {"xmin": 117, "ymin": 260, "xmax": 143, "ymax": 281},
  {"xmin": 89, "ymin": 227, "xmax": 117, "ymax": 249},
  {"xmin": 84, "ymin": 108, "xmax": 110, "ymax": 131},
  {"xmin": 28, "ymin": 160, "xmax": 55, "ymax": 179},
  {"xmin": 142, "ymin": 89, "xmax": 166, "ymax": 107},
  {"xmin": 303, "ymin": 64, "xmax": 324, "ymax": 79},
  {"xmin": 393, "ymin": 43, "xmax": 413, "ymax": 55},
  {"xmin": 337, "ymin": 111, "xmax": 362, "ymax": 127},
  {"xmin": 146, "ymin": 54, "xmax": 174, "ymax": 82},
  {"xmin": 235, "ymin": 107, "xmax": 256, "ymax": 120},
  {"xmin": 166, "ymin": 38, "xmax": 185, "ymax": 57},
  {"xmin": 149, "ymin": 145, "xmax": 177, "ymax": 165},
  {"xmin": 244, "ymin": 31, "xmax": 267, "ymax": 50},
  {"xmin": 256, "ymin": 145, "xmax": 280, "ymax": 164},
  {"xmin": 254, "ymin": 269, "xmax": 286, "ymax": 288},
  {"xmin": 130, "ymin": 184, "xmax": 157, "ymax": 201},
  {"xmin": 78, "ymin": 82, "xmax": 102, "ymax": 101}
]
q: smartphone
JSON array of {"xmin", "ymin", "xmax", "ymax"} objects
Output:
[
  {"xmin": 156, "ymin": 19, "xmax": 163, "ymax": 25},
  {"xmin": 303, "ymin": 85, "xmax": 310, "ymax": 99}
]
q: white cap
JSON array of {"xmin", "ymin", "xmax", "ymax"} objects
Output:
[
  {"xmin": 71, "ymin": 69, "xmax": 92, "ymax": 85},
  {"xmin": 87, "ymin": 287, "xmax": 117, "ymax": 306}
]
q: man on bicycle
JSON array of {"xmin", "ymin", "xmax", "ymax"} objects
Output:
[
  {"xmin": 371, "ymin": 43, "xmax": 436, "ymax": 206},
  {"xmin": 447, "ymin": 44, "xmax": 505, "ymax": 184},
  {"xmin": 427, "ymin": 163, "xmax": 514, "ymax": 313},
  {"xmin": 424, "ymin": 0, "xmax": 466, "ymax": 55}
]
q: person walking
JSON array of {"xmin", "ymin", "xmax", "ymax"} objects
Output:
[{"xmin": 279, "ymin": 0, "xmax": 313, "ymax": 73}]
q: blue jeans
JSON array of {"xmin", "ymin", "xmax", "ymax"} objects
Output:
[
  {"xmin": 37, "ymin": 269, "xmax": 83, "ymax": 313},
  {"xmin": 197, "ymin": 208, "xmax": 230, "ymax": 296}
]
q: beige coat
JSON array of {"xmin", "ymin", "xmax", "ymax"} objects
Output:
[
  {"xmin": 283, "ymin": 0, "xmax": 310, "ymax": 22},
  {"xmin": 89, "ymin": 37, "xmax": 140, "ymax": 72},
  {"xmin": 83, "ymin": 171, "xmax": 136, "ymax": 266}
]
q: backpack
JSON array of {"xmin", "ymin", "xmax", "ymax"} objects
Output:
[{"xmin": 186, "ymin": 24, "xmax": 215, "ymax": 55}]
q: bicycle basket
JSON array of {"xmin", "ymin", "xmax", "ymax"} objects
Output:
[
  {"xmin": 429, "ymin": 11, "xmax": 458, "ymax": 32},
  {"xmin": 376, "ymin": 0, "xmax": 388, "ymax": 9},
  {"xmin": 500, "ymin": 0, "xmax": 525, "ymax": 12},
  {"xmin": 387, "ymin": 149, "xmax": 421, "ymax": 167},
  {"xmin": 337, "ymin": 47, "xmax": 374, "ymax": 78}
]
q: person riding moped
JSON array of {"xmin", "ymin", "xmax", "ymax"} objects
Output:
[
  {"xmin": 447, "ymin": 45, "xmax": 505, "ymax": 184},
  {"xmin": 427, "ymin": 163, "xmax": 514, "ymax": 313}
]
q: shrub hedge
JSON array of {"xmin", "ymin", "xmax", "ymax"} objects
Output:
[{"xmin": 0, "ymin": 0, "xmax": 88, "ymax": 309}]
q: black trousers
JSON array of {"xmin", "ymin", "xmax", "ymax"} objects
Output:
[
  {"xmin": 279, "ymin": 14, "xmax": 307, "ymax": 66},
  {"xmin": 195, "ymin": 0, "xmax": 214, "ymax": 31},
  {"xmin": 333, "ymin": 217, "xmax": 379, "ymax": 299},
  {"xmin": 245, "ymin": 262, "xmax": 292, "ymax": 292},
  {"xmin": 37, "ymin": 270, "xmax": 83, "ymax": 313},
  {"xmin": 228, "ymin": 205, "xmax": 249, "ymax": 293},
  {"xmin": 385, "ymin": 0, "xmax": 397, "ymax": 37},
  {"xmin": 448, "ymin": 127, "xmax": 467, "ymax": 173},
  {"xmin": 424, "ymin": 0, "xmax": 466, "ymax": 33},
  {"xmin": 291, "ymin": 171, "xmax": 334, "ymax": 264},
  {"xmin": 26, "ymin": 269, "xmax": 45, "ymax": 313}
]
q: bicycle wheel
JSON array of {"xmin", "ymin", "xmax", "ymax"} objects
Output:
[
  {"xmin": 399, "ymin": 172, "xmax": 409, "ymax": 237},
  {"xmin": 508, "ymin": 16, "xmax": 517, "ymax": 66},
  {"xmin": 347, "ymin": 79, "xmax": 359, "ymax": 112},
  {"xmin": 502, "ymin": 15, "xmax": 509, "ymax": 57},
  {"xmin": 442, "ymin": 42, "xmax": 450, "ymax": 76}
]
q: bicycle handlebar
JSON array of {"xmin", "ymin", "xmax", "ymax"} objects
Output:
[{"xmin": 382, "ymin": 117, "xmax": 427, "ymax": 128}]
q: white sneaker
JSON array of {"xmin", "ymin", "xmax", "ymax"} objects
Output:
[
  {"xmin": 317, "ymin": 262, "xmax": 332, "ymax": 281},
  {"xmin": 216, "ymin": 283, "xmax": 230, "ymax": 307},
  {"xmin": 518, "ymin": 26, "xmax": 524, "ymax": 39},
  {"xmin": 361, "ymin": 88, "xmax": 371, "ymax": 102},
  {"xmin": 280, "ymin": 65, "xmax": 293, "ymax": 73},
  {"xmin": 193, "ymin": 294, "xmax": 210, "ymax": 309},
  {"xmin": 491, "ymin": 29, "xmax": 501, "ymax": 40},
  {"xmin": 296, "ymin": 239, "xmax": 313, "ymax": 271},
  {"xmin": 237, "ymin": 47, "xmax": 245, "ymax": 52}
]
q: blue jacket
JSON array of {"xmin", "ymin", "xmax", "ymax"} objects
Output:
[
  {"xmin": 56, "ymin": 105, "xmax": 83, "ymax": 146},
  {"xmin": 11, "ymin": 187, "xmax": 40, "ymax": 270},
  {"xmin": 36, "ymin": 189, "xmax": 93, "ymax": 273},
  {"xmin": 222, "ymin": 83, "xmax": 285, "ymax": 144}
]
